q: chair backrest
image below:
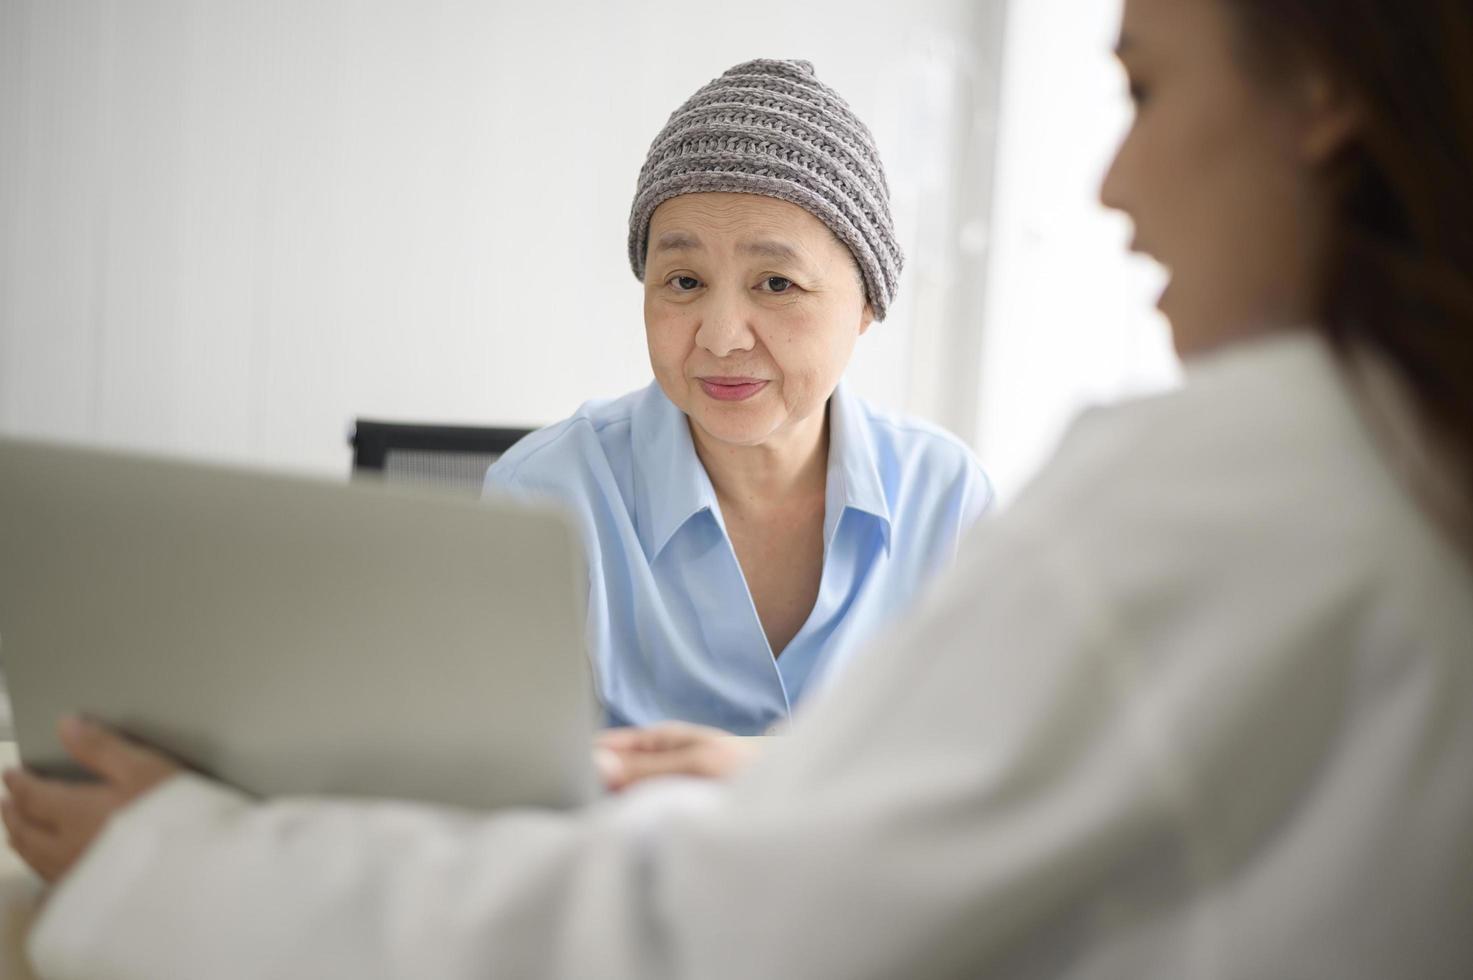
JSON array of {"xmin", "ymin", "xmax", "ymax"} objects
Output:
[{"xmin": 349, "ymin": 420, "xmax": 535, "ymax": 496}]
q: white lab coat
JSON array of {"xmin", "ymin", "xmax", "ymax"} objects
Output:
[{"xmin": 28, "ymin": 334, "xmax": 1473, "ymax": 979}]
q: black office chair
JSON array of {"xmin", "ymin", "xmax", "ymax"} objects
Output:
[{"xmin": 349, "ymin": 420, "xmax": 536, "ymax": 496}]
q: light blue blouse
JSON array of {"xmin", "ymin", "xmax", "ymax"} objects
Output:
[{"xmin": 483, "ymin": 382, "xmax": 992, "ymax": 735}]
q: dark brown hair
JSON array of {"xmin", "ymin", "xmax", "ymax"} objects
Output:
[{"xmin": 1226, "ymin": 1, "xmax": 1473, "ymax": 503}]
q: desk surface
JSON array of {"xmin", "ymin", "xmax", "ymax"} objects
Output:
[{"xmin": 1, "ymin": 742, "xmax": 43, "ymax": 980}]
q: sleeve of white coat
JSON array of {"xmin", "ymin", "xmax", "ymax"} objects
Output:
[{"xmin": 27, "ymin": 509, "xmax": 1190, "ymax": 980}]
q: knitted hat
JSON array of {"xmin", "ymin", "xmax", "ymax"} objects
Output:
[{"xmin": 628, "ymin": 58, "xmax": 904, "ymax": 320}]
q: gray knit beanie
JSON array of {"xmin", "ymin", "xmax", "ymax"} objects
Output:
[{"xmin": 628, "ymin": 58, "xmax": 904, "ymax": 320}]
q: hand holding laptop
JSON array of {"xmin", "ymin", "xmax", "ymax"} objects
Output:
[{"xmin": 2, "ymin": 716, "xmax": 177, "ymax": 883}]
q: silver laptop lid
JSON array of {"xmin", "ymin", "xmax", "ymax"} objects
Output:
[{"xmin": 0, "ymin": 436, "xmax": 596, "ymax": 812}]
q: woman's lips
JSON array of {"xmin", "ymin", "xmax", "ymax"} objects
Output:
[{"xmin": 698, "ymin": 377, "xmax": 769, "ymax": 402}]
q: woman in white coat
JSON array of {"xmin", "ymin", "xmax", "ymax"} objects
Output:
[{"xmin": 6, "ymin": 0, "xmax": 1472, "ymax": 976}]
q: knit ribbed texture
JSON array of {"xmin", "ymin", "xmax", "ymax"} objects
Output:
[{"xmin": 628, "ymin": 59, "xmax": 904, "ymax": 320}]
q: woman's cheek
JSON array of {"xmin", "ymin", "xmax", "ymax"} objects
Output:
[{"xmin": 647, "ymin": 316, "xmax": 690, "ymax": 363}]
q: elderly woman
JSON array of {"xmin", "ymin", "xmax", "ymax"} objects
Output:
[{"xmin": 485, "ymin": 59, "xmax": 991, "ymax": 735}]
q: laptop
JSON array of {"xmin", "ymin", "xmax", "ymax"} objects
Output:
[{"xmin": 0, "ymin": 436, "xmax": 597, "ymax": 812}]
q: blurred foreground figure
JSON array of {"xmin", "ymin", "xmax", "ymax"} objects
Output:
[{"xmin": 7, "ymin": 1, "xmax": 1472, "ymax": 976}]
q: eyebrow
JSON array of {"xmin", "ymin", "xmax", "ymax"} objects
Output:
[
  {"xmin": 652, "ymin": 231, "xmax": 703, "ymax": 253},
  {"xmin": 738, "ymin": 240, "xmax": 802, "ymax": 263}
]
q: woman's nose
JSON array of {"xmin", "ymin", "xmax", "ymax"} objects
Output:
[{"xmin": 694, "ymin": 293, "xmax": 757, "ymax": 358}]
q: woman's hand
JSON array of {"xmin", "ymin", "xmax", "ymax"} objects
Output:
[
  {"xmin": 1, "ymin": 716, "xmax": 180, "ymax": 883},
  {"xmin": 594, "ymin": 722, "xmax": 765, "ymax": 792}
]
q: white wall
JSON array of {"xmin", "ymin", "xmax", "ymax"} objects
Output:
[
  {"xmin": 0, "ymin": 0, "xmax": 1005, "ymax": 475},
  {"xmin": 977, "ymin": 0, "xmax": 1180, "ymax": 500}
]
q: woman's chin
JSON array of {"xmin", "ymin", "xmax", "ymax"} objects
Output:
[
  {"xmin": 1157, "ymin": 286, "xmax": 1188, "ymax": 356},
  {"xmin": 688, "ymin": 407, "xmax": 777, "ymax": 450},
  {"xmin": 1157, "ymin": 282, "xmax": 1205, "ymax": 359}
]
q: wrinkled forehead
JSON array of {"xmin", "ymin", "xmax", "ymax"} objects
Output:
[{"xmin": 646, "ymin": 192, "xmax": 848, "ymax": 263}]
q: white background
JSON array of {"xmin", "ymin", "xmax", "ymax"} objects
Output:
[{"xmin": 0, "ymin": 0, "xmax": 1176, "ymax": 500}]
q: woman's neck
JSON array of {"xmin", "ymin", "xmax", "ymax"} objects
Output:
[{"xmin": 689, "ymin": 406, "xmax": 829, "ymax": 518}]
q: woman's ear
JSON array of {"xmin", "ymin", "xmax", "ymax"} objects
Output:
[
  {"xmin": 1297, "ymin": 69, "xmax": 1362, "ymax": 166},
  {"xmin": 858, "ymin": 303, "xmax": 876, "ymax": 336}
]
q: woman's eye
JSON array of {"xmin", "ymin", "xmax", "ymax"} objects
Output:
[
  {"xmin": 669, "ymin": 275, "xmax": 702, "ymax": 292},
  {"xmin": 760, "ymin": 276, "xmax": 795, "ymax": 293}
]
